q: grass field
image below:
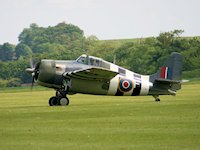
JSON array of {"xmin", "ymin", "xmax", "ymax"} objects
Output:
[{"xmin": 0, "ymin": 84, "xmax": 200, "ymax": 150}]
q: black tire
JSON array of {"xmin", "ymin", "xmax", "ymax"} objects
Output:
[
  {"xmin": 49, "ymin": 96, "xmax": 59, "ymax": 106},
  {"xmin": 155, "ymin": 98, "xmax": 160, "ymax": 102},
  {"xmin": 58, "ymin": 97, "xmax": 69, "ymax": 106}
]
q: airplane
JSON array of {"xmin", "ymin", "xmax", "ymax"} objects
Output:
[{"xmin": 26, "ymin": 52, "xmax": 183, "ymax": 106}]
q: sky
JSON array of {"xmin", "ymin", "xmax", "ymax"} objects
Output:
[{"xmin": 0, "ymin": 0, "xmax": 200, "ymax": 44}]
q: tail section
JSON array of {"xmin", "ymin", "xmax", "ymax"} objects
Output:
[
  {"xmin": 159, "ymin": 52, "xmax": 182, "ymax": 81},
  {"xmin": 150, "ymin": 52, "xmax": 183, "ymax": 82},
  {"xmin": 150, "ymin": 52, "xmax": 183, "ymax": 95}
]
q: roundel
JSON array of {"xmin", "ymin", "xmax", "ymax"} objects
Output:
[{"xmin": 119, "ymin": 78, "xmax": 133, "ymax": 92}]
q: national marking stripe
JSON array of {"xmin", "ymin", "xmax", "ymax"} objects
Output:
[
  {"xmin": 160, "ymin": 66, "xmax": 168, "ymax": 79},
  {"xmin": 160, "ymin": 66, "xmax": 173, "ymax": 79}
]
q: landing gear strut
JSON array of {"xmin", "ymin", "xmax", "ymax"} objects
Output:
[{"xmin": 153, "ymin": 95, "xmax": 160, "ymax": 102}]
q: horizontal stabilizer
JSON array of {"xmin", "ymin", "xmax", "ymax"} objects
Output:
[
  {"xmin": 181, "ymin": 79, "xmax": 189, "ymax": 83},
  {"xmin": 155, "ymin": 78, "xmax": 181, "ymax": 84},
  {"xmin": 155, "ymin": 78, "xmax": 181, "ymax": 91}
]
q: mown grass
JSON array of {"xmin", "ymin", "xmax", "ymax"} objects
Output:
[{"xmin": 0, "ymin": 84, "xmax": 200, "ymax": 150}]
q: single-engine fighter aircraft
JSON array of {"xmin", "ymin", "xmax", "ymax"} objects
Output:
[{"xmin": 26, "ymin": 52, "xmax": 183, "ymax": 106}]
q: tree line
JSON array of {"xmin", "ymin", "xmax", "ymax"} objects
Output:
[{"xmin": 0, "ymin": 22, "xmax": 199, "ymax": 87}]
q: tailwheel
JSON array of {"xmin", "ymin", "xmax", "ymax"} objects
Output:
[
  {"xmin": 155, "ymin": 98, "xmax": 160, "ymax": 102},
  {"xmin": 58, "ymin": 97, "xmax": 69, "ymax": 106},
  {"xmin": 49, "ymin": 96, "xmax": 59, "ymax": 106},
  {"xmin": 153, "ymin": 95, "xmax": 160, "ymax": 102}
]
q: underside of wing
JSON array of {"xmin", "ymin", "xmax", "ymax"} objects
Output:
[{"xmin": 63, "ymin": 67, "xmax": 118, "ymax": 81}]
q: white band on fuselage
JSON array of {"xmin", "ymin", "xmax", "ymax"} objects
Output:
[
  {"xmin": 107, "ymin": 73, "xmax": 150, "ymax": 96},
  {"xmin": 140, "ymin": 75, "xmax": 150, "ymax": 95}
]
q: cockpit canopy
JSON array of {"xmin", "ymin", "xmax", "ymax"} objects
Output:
[{"xmin": 76, "ymin": 54, "xmax": 110, "ymax": 69}]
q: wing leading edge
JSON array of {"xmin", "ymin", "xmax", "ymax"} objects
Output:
[{"xmin": 63, "ymin": 67, "xmax": 118, "ymax": 81}]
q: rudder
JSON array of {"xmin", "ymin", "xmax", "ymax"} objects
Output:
[{"xmin": 151, "ymin": 52, "xmax": 183, "ymax": 82}]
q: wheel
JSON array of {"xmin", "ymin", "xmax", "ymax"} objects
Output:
[
  {"xmin": 155, "ymin": 98, "xmax": 160, "ymax": 102},
  {"xmin": 49, "ymin": 96, "xmax": 59, "ymax": 106},
  {"xmin": 58, "ymin": 97, "xmax": 69, "ymax": 106}
]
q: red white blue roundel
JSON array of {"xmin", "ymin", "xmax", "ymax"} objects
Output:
[{"xmin": 119, "ymin": 78, "xmax": 133, "ymax": 92}]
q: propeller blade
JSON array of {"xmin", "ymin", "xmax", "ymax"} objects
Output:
[
  {"xmin": 26, "ymin": 59, "xmax": 41, "ymax": 90},
  {"xmin": 35, "ymin": 61, "xmax": 41, "ymax": 70},
  {"xmin": 30, "ymin": 57, "xmax": 34, "ymax": 69},
  {"xmin": 26, "ymin": 68, "xmax": 35, "ymax": 74},
  {"xmin": 33, "ymin": 61, "xmax": 41, "ymax": 81}
]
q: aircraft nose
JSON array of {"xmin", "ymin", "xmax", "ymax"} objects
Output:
[{"xmin": 26, "ymin": 61, "xmax": 41, "ymax": 87}]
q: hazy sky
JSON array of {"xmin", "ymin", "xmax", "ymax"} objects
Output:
[{"xmin": 0, "ymin": 0, "xmax": 199, "ymax": 44}]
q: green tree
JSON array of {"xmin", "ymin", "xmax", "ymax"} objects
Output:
[
  {"xmin": 0, "ymin": 43, "xmax": 15, "ymax": 61},
  {"xmin": 157, "ymin": 29, "xmax": 184, "ymax": 49},
  {"xmin": 0, "ymin": 79, "xmax": 8, "ymax": 88},
  {"xmin": 182, "ymin": 38, "xmax": 200, "ymax": 71},
  {"xmin": 16, "ymin": 22, "xmax": 88, "ymax": 63},
  {"xmin": 7, "ymin": 78, "xmax": 21, "ymax": 87},
  {"xmin": 15, "ymin": 43, "xmax": 32, "ymax": 59}
]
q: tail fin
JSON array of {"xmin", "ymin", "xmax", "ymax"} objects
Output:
[
  {"xmin": 151, "ymin": 52, "xmax": 183, "ymax": 81},
  {"xmin": 160, "ymin": 52, "xmax": 182, "ymax": 80},
  {"xmin": 150, "ymin": 52, "xmax": 183, "ymax": 94}
]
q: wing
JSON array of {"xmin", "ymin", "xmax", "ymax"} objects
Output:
[{"xmin": 63, "ymin": 67, "xmax": 118, "ymax": 81}]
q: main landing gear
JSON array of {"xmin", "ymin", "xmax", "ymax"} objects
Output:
[
  {"xmin": 153, "ymin": 95, "xmax": 160, "ymax": 102},
  {"xmin": 49, "ymin": 89, "xmax": 69, "ymax": 106},
  {"xmin": 49, "ymin": 79, "xmax": 71, "ymax": 106}
]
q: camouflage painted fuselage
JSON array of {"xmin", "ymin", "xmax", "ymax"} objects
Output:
[{"xmin": 36, "ymin": 53, "xmax": 182, "ymax": 97}]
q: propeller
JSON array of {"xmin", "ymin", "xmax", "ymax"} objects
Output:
[{"xmin": 26, "ymin": 59, "xmax": 41, "ymax": 89}]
